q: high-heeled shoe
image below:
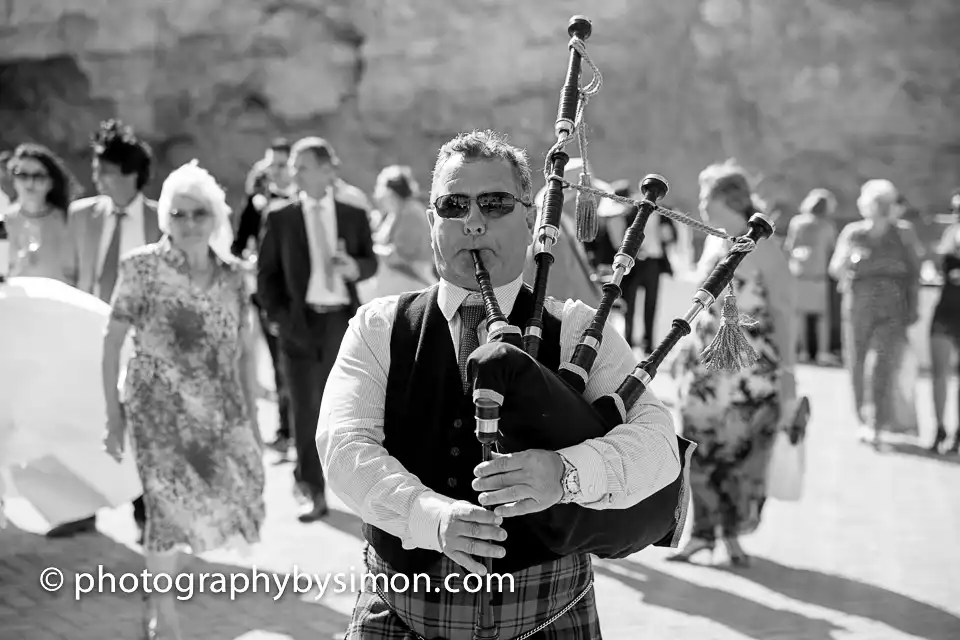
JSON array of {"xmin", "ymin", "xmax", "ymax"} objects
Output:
[
  {"xmin": 947, "ymin": 432, "xmax": 960, "ymax": 455},
  {"xmin": 930, "ymin": 426, "xmax": 948, "ymax": 453},
  {"xmin": 723, "ymin": 536, "xmax": 751, "ymax": 567},
  {"xmin": 665, "ymin": 537, "xmax": 715, "ymax": 563}
]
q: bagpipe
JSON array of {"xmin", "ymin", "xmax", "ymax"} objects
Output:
[{"xmin": 466, "ymin": 15, "xmax": 776, "ymax": 639}]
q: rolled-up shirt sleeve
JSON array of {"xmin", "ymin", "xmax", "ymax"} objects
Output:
[
  {"xmin": 554, "ymin": 299, "xmax": 681, "ymax": 510},
  {"xmin": 316, "ymin": 298, "xmax": 454, "ymax": 552}
]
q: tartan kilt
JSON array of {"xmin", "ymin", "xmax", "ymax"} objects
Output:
[{"xmin": 344, "ymin": 544, "xmax": 602, "ymax": 640}]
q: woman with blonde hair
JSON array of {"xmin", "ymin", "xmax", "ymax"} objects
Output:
[
  {"xmin": 670, "ymin": 159, "xmax": 800, "ymax": 566},
  {"xmin": 102, "ymin": 161, "xmax": 264, "ymax": 639},
  {"xmin": 828, "ymin": 179, "xmax": 923, "ymax": 446},
  {"xmin": 357, "ymin": 164, "xmax": 436, "ymax": 301}
]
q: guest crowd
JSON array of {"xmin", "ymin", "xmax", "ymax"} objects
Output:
[{"xmin": 1, "ymin": 118, "xmax": 957, "ymax": 638}]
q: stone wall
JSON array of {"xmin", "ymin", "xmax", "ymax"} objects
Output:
[{"xmin": 1, "ymin": 0, "xmax": 958, "ymax": 223}]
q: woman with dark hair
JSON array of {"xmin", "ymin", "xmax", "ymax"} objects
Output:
[
  {"xmin": 3, "ymin": 143, "xmax": 82, "ymax": 282},
  {"xmin": 669, "ymin": 159, "xmax": 800, "ymax": 566},
  {"xmin": 357, "ymin": 164, "xmax": 436, "ymax": 301},
  {"xmin": 929, "ymin": 188, "xmax": 960, "ymax": 454}
]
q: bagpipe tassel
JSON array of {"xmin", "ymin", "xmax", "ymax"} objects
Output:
[
  {"xmin": 575, "ymin": 171, "xmax": 599, "ymax": 242},
  {"xmin": 698, "ymin": 288, "xmax": 759, "ymax": 371}
]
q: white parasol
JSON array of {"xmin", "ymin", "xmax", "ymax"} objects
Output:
[{"xmin": 0, "ymin": 277, "xmax": 142, "ymax": 529}]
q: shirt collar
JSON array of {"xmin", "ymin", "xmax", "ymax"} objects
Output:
[
  {"xmin": 299, "ymin": 188, "xmax": 332, "ymax": 210},
  {"xmin": 438, "ymin": 275, "xmax": 524, "ymax": 323},
  {"xmin": 111, "ymin": 192, "xmax": 144, "ymax": 216}
]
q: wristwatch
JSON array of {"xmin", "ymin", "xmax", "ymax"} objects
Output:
[{"xmin": 557, "ymin": 453, "xmax": 581, "ymax": 504}]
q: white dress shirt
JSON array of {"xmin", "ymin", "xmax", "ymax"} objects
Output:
[
  {"xmin": 95, "ymin": 193, "xmax": 146, "ymax": 299},
  {"xmin": 317, "ymin": 275, "xmax": 681, "ymax": 553},
  {"xmin": 301, "ymin": 190, "xmax": 350, "ymax": 307}
]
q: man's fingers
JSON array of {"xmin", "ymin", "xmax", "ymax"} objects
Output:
[
  {"xmin": 455, "ymin": 505, "xmax": 504, "ymax": 525},
  {"xmin": 494, "ymin": 498, "xmax": 545, "ymax": 518},
  {"xmin": 471, "ymin": 470, "xmax": 527, "ymax": 492},
  {"xmin": 478, "ymin": 484, "xmax": 534, "ymax": 507},
  {"xmin": 455, "ymin": 537, "xmax": 506, "ymax": 560},
  {"xmin": 474, "ymin": 452, "xmax": 525, "ymax": 478},
  {"xmin": 447, "ymin": 551, "xmax": 489, "ymax": 577},
  {"xmin": 455, "ymin": 520, "xmax": 507, "ymax": 543}
]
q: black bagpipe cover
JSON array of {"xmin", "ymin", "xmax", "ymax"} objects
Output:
[{"xmin": 468, "ymin": 341, "xmax": 691, "ymax": 558}]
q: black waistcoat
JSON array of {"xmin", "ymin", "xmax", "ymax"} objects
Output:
[{"xmin": 362, "ymin": 283, "xmax": 564, "ymax": 574}]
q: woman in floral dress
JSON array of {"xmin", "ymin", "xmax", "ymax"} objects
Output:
[
  {"xmin": 102, "ymin": 161, "xmax": 264, "ymax": 640},
  {"xmin": 669, "ymin": 160, "xmax": 798, "ymax": 566}
]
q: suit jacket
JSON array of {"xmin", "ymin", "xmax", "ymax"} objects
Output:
[
  {"xmin": 230, "ymin": 185, "xmax": 289, "ymax": 258},
  {"xmin": 67, "ymin": 195, "xmax": 162, "ymax": 299},
  {"xmin": 256, "ymin": 197, "xmax": 377, "ymax": 348}
]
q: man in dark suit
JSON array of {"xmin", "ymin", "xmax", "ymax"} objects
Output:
[
  {"xmin": 52, "ymin": 119, "xmax": 160, "ymax": 539},
  {"xmin": 257, "ymin": 136, "xmax": 377, "ymax": 522}
]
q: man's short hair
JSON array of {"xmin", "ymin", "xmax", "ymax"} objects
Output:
[
  {"xmin": 430, "ymin": 130, "xmax": 533, "ymax": 204},
  {"xmin": 91, "ymin": 119, "xmax": 153, "ymax": 191},
  {"xmin": 290, "ymin": 136, "xmax": 339, "ymax": 167}
]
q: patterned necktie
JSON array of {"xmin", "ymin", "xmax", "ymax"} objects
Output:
[
  {"xmin": 99, "ymin": 208, "xmax": 126, "ymax": 303},
  {"xmin": 457, "ymin": 299, "xmax": 486, "ymax": 393},
  {"xmin": 311, "ymin": 200, "xmax": 336, "ymax": 291}
]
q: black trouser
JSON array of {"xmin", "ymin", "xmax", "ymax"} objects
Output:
[
  {"xmin": 261, "ymin": 309, "xmax": 292, "ymax": 440},
  {"xmin": 133, "ymin": 495, "xmax": 145, "ymax": 525},
  {"xmin": 622, "ymin": 259, "xmax": 662, "ymax": 352},
  {"xmin": 279, "ymin": 308, "xmax": 352, "ymax": 500}
]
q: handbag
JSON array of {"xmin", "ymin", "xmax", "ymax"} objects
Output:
[{"xmin": 766, "ymin": 396, "xmax": 810, "ymax": 501}]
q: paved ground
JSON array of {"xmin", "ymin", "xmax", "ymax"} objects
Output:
[{"xmin": 2, "ymin": 350, "xmax": 959, "ymax": 639}]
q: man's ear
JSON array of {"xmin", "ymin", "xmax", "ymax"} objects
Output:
[
  {"xmin": 426, "ymin": 206, "xmax": 435, "ymax": 228},
  {"xmin": 521, "ymin": 205, "xmax": 537, "ymax": 248}
]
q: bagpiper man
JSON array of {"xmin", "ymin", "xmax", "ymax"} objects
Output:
[{"xmin": 317, "ymin": 129, "xmax": 681, "ymax": 639}]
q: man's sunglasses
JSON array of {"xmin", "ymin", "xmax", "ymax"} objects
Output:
[
  {"xmin": 170, "ymin": 208, "xmax": 212, "ymax": 222},
  {"xmin": 432, "ymin": 192, "xmax": 531, "ymax": 219}
]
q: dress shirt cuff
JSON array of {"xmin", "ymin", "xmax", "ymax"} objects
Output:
[
  {"xmin": 556, "ymin": 443, "xmax": 607, "ymax": 504},
  {"xmin": 404, "ymin": 490, "xmax": 457, "ymax": 552}
]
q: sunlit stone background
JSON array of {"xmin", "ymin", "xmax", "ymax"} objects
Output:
[{"xmin": 1, "ymin": 0, "xmax": 958, "ymax": 220}]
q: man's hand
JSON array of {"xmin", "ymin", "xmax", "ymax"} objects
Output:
[
  {"xmin": 438, "ymin": 501, "xmax": 507, "ymax": 576},
  {"xmin": 332, "ymin": 252, "xmax": 360, "ymax": 282},
  {"xmin": 472, "ymin": 450, "xmax": 565, "ymax": 518}
]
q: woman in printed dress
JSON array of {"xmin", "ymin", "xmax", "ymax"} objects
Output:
[
  {"xmin": 102, "ymin": 161, "xmax": 265, "ymax": 640},
  {"xmin": 669, "ymin": 160, "xmax": 799, "ymax": 566}
]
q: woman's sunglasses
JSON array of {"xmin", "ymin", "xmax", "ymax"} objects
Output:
[
  {"xmin": 432, "ymin": 192, "xmax": 531, "ymax": 219},
  {"xmin": 170, "ymin": 208, "xmax": 212, "ymax": 222},
  {"xmin": 12, "ymin": 170, "xmax": 50, "ymax": 183}
]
